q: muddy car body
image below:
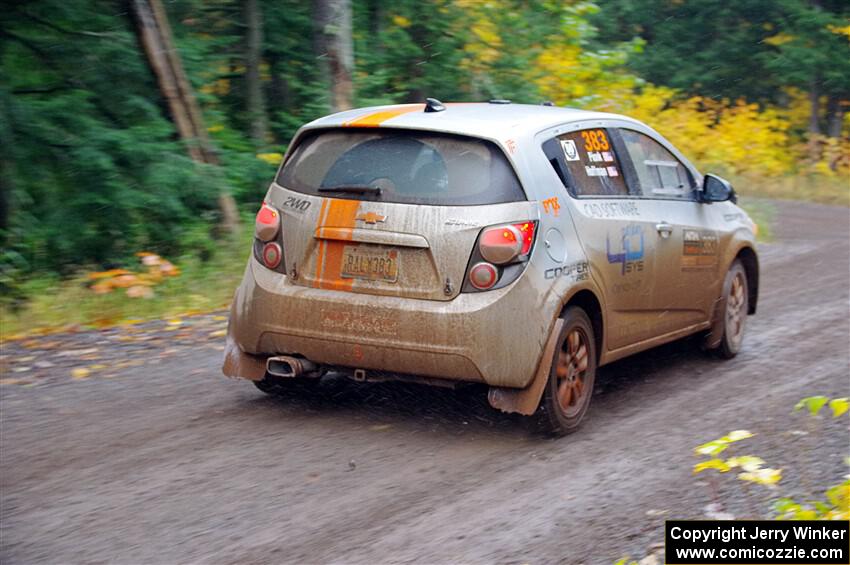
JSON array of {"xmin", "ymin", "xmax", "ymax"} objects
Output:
[{"xmin": 223, "ymin": 100, "xmax": 759, "ymax": 434}]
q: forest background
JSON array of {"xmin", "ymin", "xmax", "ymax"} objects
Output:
[{"xmin": 1, "ymin": 0, "xmax": 848, "ymax": 334}]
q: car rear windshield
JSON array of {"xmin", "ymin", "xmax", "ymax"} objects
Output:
[{"xmin": 276, "ymin": 129, "xmax": 526, "ymax": 205}]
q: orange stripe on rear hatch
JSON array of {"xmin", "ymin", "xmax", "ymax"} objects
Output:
[
  {"xmin": 316, "ymin": 199, "xmax": 360, "ymax": 290},
  {"xmin": 342, "ymin": 105, "xmax": 424, "ymax": 128},
  {"xmin": 313, "ymin": 198, "xmax": 331, "ymax": 288}
]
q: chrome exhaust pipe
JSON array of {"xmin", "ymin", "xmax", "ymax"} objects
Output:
[{"xmin": 266, "ymin": 356, "xmax": 318, "ymax": 378}]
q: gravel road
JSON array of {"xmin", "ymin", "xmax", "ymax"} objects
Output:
[{"xmin": 2, "ymin": 199, "xmax": 848, "ymax": 564}]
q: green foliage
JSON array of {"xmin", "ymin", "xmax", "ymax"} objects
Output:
[
  {"xmin": 0, "ymin": 1, "xmax": 222, "ymax": 281},
  {"xmin": 1, "ymin": 0, "xmax": 846, "ymax": 318},
  {"xmin": 594, "ymin": 0, "xmax": 850, "ymax": 104}
]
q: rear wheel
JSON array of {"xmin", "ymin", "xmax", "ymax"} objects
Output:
[
  {"xmin": 253, "ymin": 375, "xmax": 318, "ymax": 395},
  {"xmin": 536, "ymin": 307, "xmax": 597, "ymax": 436}
]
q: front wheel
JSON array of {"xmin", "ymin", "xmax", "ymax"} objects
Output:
[
  {"xmin": 713, "ymin": 260, "xmax": 749, "ymax": 359},
  {"xmin": 536, "ymin": 307, "xmax": 597, "ymax": 436}
]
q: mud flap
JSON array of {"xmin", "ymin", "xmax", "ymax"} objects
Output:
[
  {"xmin": 703, "ymin": 282, "xmax": 730, "ymax": 350},
  {"xmin": 487, "ymin": 318, "xmax": 564, "ymax": 416},
  {"xmin": 222, "ymin": 335, "xmax": 267, "ymax": 381}
]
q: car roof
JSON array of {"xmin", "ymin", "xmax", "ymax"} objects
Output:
[{"xmin": 302, "ymin": 102, "xmax": 644, "ymax": 139}]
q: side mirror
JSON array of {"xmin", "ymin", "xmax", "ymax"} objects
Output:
[{"xmin": 702, "ymin": 174, "xmax": 737, "ymax": 204}]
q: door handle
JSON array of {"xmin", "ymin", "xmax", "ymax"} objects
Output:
[{"xmin": 655, "ymin": 222, "xmax": 673, "ymax": 238}]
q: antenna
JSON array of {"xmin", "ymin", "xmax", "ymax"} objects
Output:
[{"xmin": 424, "ymin": 98, "xmax": 446, "ymax": 112}]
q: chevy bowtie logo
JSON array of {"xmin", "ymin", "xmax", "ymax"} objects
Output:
[{"xmin": 356, "ymin": 212, "xmax": 387, "ymax": 224}]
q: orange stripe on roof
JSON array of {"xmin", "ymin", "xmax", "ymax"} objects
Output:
[{"xmin": 342, "ymin": 105, "xmax": 424, "ymax": 127}]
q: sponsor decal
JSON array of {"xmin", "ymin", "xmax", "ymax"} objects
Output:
[
  {"xmin": 355, "ymin": 211, "xmax": 386, "ymax": 224},
  {"xmin": 612, "ymin": 279, "xmax": 643, "ymax": 294},
  {"xmin": 445, "ymin": 218, "xmax": 480, "ymax": 227},
  {"xmin": 505, "ymin": 139, "xmax": 517, "ymax": 154},
  {"xmin": 561, "ymin": 139, "xmax": 580, "ymax": 161},
  {"xmin": 682, "ymin": 229, "xmax": 718, "ymax": 270},
  {"xmin": 606, "ymin": 224, "xmax": 645, "ymax": 275},
  {"xmin": 545, "ymin": 260, "xmax": 589, "ymax": 282},
  {"xmin": 321, "ymin": 308, "xmax": 398, "ymax": 337},
  {"xmin": 282, "ymin": 195, "xmax": 312, "ymax": 213},
  {"xmin": 582, "ymin": 201, "xmax": 639, "ymax": 218},
  {"xmin": 542, "ymin": 197, "xmax": 561, "ymax": 216}
]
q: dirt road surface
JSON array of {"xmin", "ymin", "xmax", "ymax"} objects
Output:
[{"xmin": 2, "ymin": 199, "xmax": 848, "ymax": 564}]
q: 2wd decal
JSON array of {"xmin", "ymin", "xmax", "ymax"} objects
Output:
[{"xmin": 282, "ymin": 196, "xmax": 312, "ymax": 213}]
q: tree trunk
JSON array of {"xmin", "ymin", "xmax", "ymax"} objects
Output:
[
  {"xmin": 268, "ymin": 52, "xmax": 292, "ymax": 112},
  {"xmin": 807, "ymin": 82, "xmax": 821, "ymax": 135},
  {"xmin": 244, "ymin": 0, "xmax": 268, "ymax": 146},
  {"xmin": 312, "ymin": 0, "xmax": 353, "ymax": 112},
  {"xmin": 825, "ymin": 95, "xmax": 844, "ymax": 139},
  {"xmin": 130, "ymin": 0, "xmax": 239, "ymax": 233},
  {"xmin": 806, "ymin": 81, "xmax": 822, "ymax": 164}
]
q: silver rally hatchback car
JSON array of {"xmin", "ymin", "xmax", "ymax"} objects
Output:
[{"xmin": 223, "ymin": 99, "xmax": 759, "ymax": 435}]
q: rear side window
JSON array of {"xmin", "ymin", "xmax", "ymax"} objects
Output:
[
  {"xmin": 543, "ymin": 128, "xmax": 629, "ymax": 197},
  {"xmin": 277, "ymin": 129, "xmax": 526, "ymax": 205},
  {"xmin": 619, "ymin": 129, "xmax": 696, "ymax": 200}
]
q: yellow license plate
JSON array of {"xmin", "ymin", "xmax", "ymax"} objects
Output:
[{"xmin": 341, "ymin": 246, "xmax": 400, "ymax": 283}]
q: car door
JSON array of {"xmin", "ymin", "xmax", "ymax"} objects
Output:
[
  {"xmin": 543, "ymin": 124, "xmax": 661, "ymax": 350},
  {"xmin": 615, "ymin": 127, "xmax": 720, "ymax": 332}
]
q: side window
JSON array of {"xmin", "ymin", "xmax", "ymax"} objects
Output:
[
  {"xmin": 543, "ymin": 128, "xmax": 629, "ymax": 197},
  {"xmin": 619, "ymin": 129, "xmax": 695, "ymax": 200}
]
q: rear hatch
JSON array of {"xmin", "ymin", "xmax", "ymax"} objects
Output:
[{"xmin": 270, "ymin": 128, "xmax": 535, "ymax": 301}]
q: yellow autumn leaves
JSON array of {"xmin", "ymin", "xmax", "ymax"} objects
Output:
[{"xmin": 88, "ymin": 252, "xmax": 180, "ymax": 298}]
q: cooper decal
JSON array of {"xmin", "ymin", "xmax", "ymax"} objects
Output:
[{"xmin": 545, "ymin": 261, "xmax": 589, "ymax": 282}]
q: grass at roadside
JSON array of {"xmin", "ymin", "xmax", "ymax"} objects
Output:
[
  {"xmin": 1, "ymin": 228, "xmax": 252, "ymax": 340},
  {"xmin": 735, "ymin": 174, "xmax": 849, "ymax": 207},
  {"xmin": 739, "ymin": 198, "xmax": 775, "ymax": 243}
]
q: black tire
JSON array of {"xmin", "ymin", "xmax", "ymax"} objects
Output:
[
  {"xmin": 536, "ymin": 306, "xmax": 597, "ymax": 436},
  {"xmin": 253, "ymin": 375, "xmax": 318, "ymax": 395},
  {"xmin": 714, "ymin": 260, "xmax": 749, "ymax": 359}
]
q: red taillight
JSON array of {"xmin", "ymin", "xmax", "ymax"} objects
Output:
[
  {"xmin": 262, "ymin": 242, "xmax": 282, "ymax": 269},
  {"xmin": 513, "ymin": 221, "xmax": 535, "ymax": 255},
  {"xmin": 255, "ymin": 202, "xmax": 280, "ymax": 242},
  {"xmin": 464, "ymin": 220, "xmax": 536, "ymax": 293},
  {"xmin": 479, "ymin": 225, "xmax": 522, "ymax": 264},
  {"xmin": 468, "ymin": 262, "xmax": 498, "ymax": 290},
  {"xmin": 479, "ymin": 222, "xmax": 536, "ymax": 264}
]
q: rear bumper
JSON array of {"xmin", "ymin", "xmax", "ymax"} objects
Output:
[{"xmin": 223, "ymin": 258, "xmax": 552, "ymax": 388}]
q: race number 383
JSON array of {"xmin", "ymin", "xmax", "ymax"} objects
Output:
[{"xmin": 581, "ymin": 129, "xmax": 609, "ymax": 152}]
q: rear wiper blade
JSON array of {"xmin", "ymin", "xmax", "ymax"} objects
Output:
[{"xmin": 317, "ymin": 185, "xmax": 382, "ymax": 195}]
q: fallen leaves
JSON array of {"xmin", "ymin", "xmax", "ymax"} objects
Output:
[
  {"xmin": 1, "ymin": 310, "xmax": 229, "ymax": 387},
  {"xmin": 86, "ymin": 252, "xmax": 181, "ymax": 298}
]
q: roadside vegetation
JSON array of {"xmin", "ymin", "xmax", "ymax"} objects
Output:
[
  {"xmin": 1, "ymin": 0, "xmax": 847, "ymax": 337},
  {"xmin": 617, "ymin": 396, "xmax": 850, "ymax": 564}
]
